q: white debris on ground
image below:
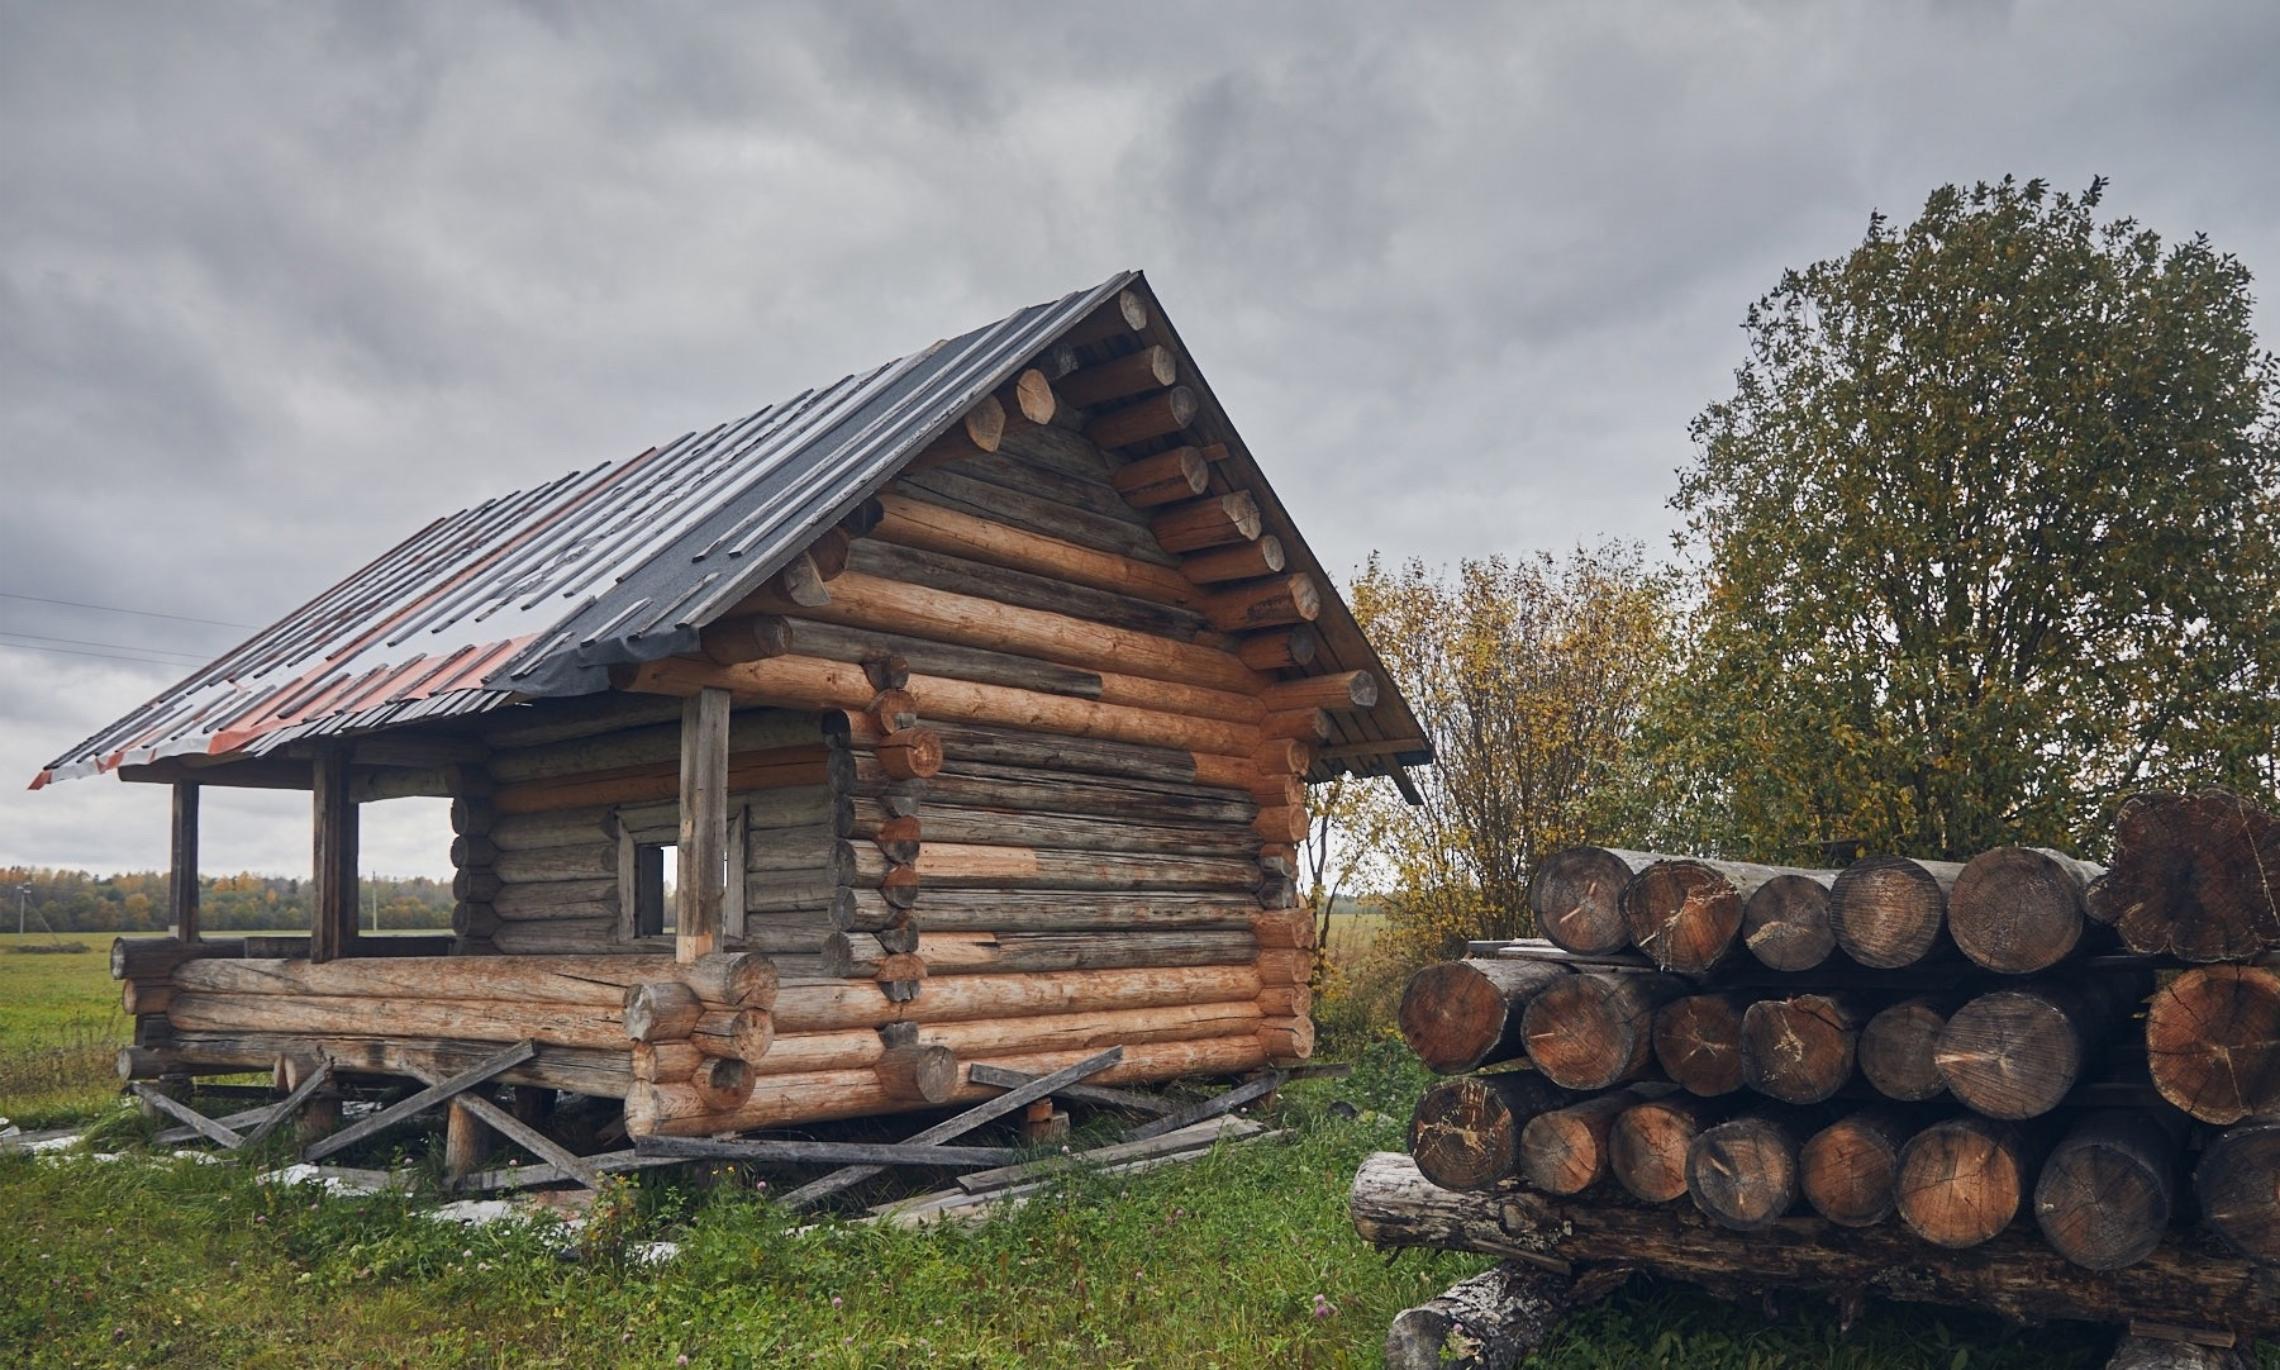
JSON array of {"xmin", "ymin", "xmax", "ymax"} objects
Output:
[{"xmin": 257, "ymin": 1163, "xmax": 412, "ymax": 1196}]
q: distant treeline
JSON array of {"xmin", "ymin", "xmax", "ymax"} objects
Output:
[{"xmin": 0, "ymin": 866, "xmax": 451, "ymax": 935}]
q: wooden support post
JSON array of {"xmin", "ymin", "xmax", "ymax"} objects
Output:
[
  {"xmin": 444, "ymin": 1098, "xmax": 491, "ymax": 1181},
  {"xmin": 677, "ymin": 687, "xmax": 731, "ymax": 963},
  {"xmin": 310, "ymin": 747, "xmax": 359, "ymax": 963},
  {"xmin": 169, "ymin": 782, "xmax": 200, "ymax": 942}
]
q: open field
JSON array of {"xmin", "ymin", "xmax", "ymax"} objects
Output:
[{"xmin": 0, "ymin": 932, "xmax": 2230, "ymax": 1366}]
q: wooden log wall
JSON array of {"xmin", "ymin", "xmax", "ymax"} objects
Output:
[{"xmin": 608, "ymin": 306, "xmax": 1355, "ymax": 1100}]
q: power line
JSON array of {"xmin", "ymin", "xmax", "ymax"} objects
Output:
[
  {"xmin": 0, "ymin": 629, "xmax": 211, "ymax": 662},
  {"xmin": 0, "ymin": 591, "xmax": 254, "ymax": 630},
  {"xmin": 0, "ymin": 640, "xmax": 197, "ymax": 669}
]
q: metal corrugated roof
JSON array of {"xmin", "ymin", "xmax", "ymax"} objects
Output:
[
  {"xmin": 36, "ymin": 269, "xmax": 1432, "ymax": 790},
  {"xmin": 36, "ymin": 275, "xmax": 1134, "ymax": 786}
]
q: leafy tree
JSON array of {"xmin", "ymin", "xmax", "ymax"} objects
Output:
[
  {"xmin": 1655, "ymin": 177, "xmax": 2280, "ymax": 860},
  {"xmin": 1343, "ymin": 544, "xmax": 1677, "ymax": 958}
]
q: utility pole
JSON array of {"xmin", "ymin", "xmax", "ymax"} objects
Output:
[{"xmin": 17, "ymin": 883, "xmax": 29, "ymax": 937}]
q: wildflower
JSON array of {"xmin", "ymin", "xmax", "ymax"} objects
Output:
[
  {"xmin": 1312, "ymin": 1294, "xmax": 1337, "ymax": 1320},
  {"xmin": 831, "ymin": 1296, "xmax": 843, "ymax": 1309}
]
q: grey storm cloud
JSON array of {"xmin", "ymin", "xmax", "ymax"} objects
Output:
[{"xmin": 3, "ymin": 0, "xmax": 2277, "ymax": 878}]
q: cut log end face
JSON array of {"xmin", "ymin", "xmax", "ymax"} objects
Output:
[
  {"xmin": 1686, "ymin": 1119, "xmax": 1797, "ymax": 1231},
  {"xmin": 1800, "ymin": 1120, "xmax": 1899, "ymax": 1228},
  {"xmin": 1523, "ymin": 977, "xmax": 1643, "ymax": 1091},
  {"xmin": 1859, "ymin": 1001, "xmax": 1949, "ymax": 1102},
  {"xmin": 1950, "ymin": 847, "xmax": 2085, "ymax": 974},
  {"xmin": 1397, "ymin": 962, "xmax": 1506, "ymax": 1075},
  {"xmin": 1934, "ymin": 991, "xmax": 2082, "ymax": 1121},
  {"xmin": 2145, "ymin": 965, "xmax": 2280, "ymax": 1125},
  {"xmin": 2100, "ymin": 789, "xmax": 2280, "ymax": 961},
  {"xmin": 1610, "ymin": 1101, "xmax": 1698, "ymax": 1203},
  {"xmin": 1897, "ymin": 1122, "xmax": 2024, "ymax": 1249},
  {"xmin": 1741, "ymin": 874, "xmax": 1836, "ymax": 972},
  {"xmin": 1623, "ymin": 861, "xmax": 1741, "ymax": 974},
  {"xmin": 2033, "ymin": 1137, "xmax": 2170, "ymax": 1271},
  {"xmin": 1652, "ymin": 996, "xmax": 1745, "ymax": 1097},
  {"xmin": 1831, "ymin": 859, "xmax": 1947, "ymax": 969},
  {"xmin": 2196, "ymin": 1123, "xmax": 2280, "ymax": 1264},
  {"xmin": 1741, "ymin": 996, "xmax": 1856, "ymax": 1105},
  {"xmin": 1528, "ymin": 847, "xmax": 1634, "ymax": 955},
  {"xmin": 1408, "ymin": 1078, "xmax": 1524, "ymax": 1191},
  {"xmin": 1519, "ymin": 1112, "xmax": 1600, "ymax": 1196}
]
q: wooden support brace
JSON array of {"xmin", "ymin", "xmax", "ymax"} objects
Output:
[
  {"xmin": 129, "ymin": 1083, "xmax": 248, "ymax": 1149},
  {"xmin": 777, "ymin": 1045, "xmax": 1126, "ymax": 1211},
  {"xmin": 419, "ymin": 1071, "xmax": 603, "ymax": 1191},
  {"xmin": 235, "ymin": 1062, "xmax": 335, "ymax": 1151},
  {"xmin": 1125, "ymin": 1070, "xmax": 1287, "ymax": 1142},
  {"xmin": 301, "ymin": 1040, "xmax": 537, "ymax": 1162}
]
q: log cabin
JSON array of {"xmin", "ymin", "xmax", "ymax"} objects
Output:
[{"xmin": 35, "ymin": 272, "xmax": 1431, "ymax": 1140}]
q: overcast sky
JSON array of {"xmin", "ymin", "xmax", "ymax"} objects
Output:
[{"xmin": 3, "ymin": 1, "xmax": 2276, "ymax": 883}]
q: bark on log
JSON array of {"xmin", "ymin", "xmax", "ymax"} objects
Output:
[
  {"xmin": 1858, "ymin": 994, "xmax": 1962, "ymax": 1102},
  {"xmin": 1383, "ymin": 1261, "xmax": 1573, "ymax": 1370},
  {"xmin": 1799, "ymin": 1106, "xmax": 1915, "ymax": 1228},
  {"xmin": 2034, "ymin": 1109, "xmax": 2180, "ymax": 1271},
  {"xmin": 2089, "ymin": 790, "xmax": 2280, "ymax": 962},
  {"xmin": 2145, "ymin": 965, "xmax": 2280, "ymax": 1125},
  {"xmin": 1936, "ymin": 977, "xmax": 2147, "ymax": 1120},
  {"xmin": 1740, "ymin": 992, "xmax": 1868, "ymax": 1105},
  {"xmin": 1610, "ymin": 1093, "xmax": 1735, "ymax": 1203},
  {"xmin": 1951, "ymin": 846, "xmax": 2109, "ymax": 974},
  {"xmin": 1397, "ymin": 958, "xmax": 1569, "ymax": 1074},
  {"xmin": 1624, "ymin": 858, "xmax": 1822, "ymax": 974},
  {"xmin": 1528, "ymin": 847, "xmax": 1662, "ymax": 956},
  {"xmin": 152, "ymin": 1030, "xmax": 638, "ymax": 1098},
  {"xmin": 1829, "ymin": 856, "xmax": 1967, "ymax": 969},
  {"xmin": 1408, "ymin": 1071, "xmax": 1575, "ymax": 1191},
  {"xmin": 1652, "ymin": 993, "xmax": 1754, "ymax": 1098},
  {"xmin": 2197, "ymin": 1122, "xmax": 2280, "ymax": 1265},
  {"xmin": 1896, "ymin": 1115, "xmax": 2042, "ymax": 1249},
  {"xmin": 1522, "ymin": 972, "xmax": 1685, "ymax": 1091},
  {"xmin": 1740, "ymin": 872, "xmax": 1839, "ymax": 972},
  {"xmin": 1351, "ymin": 1151, "xmax": 2280, "ymax": 1334},
  {"xmin": 1520, "ymin": 1086, "xmax": 1666, "ymax": 1196}
]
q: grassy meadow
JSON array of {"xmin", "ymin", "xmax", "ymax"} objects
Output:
[{"xmin": 0, "ymin": 928, "xmax": 2207, "ymax": 1366}]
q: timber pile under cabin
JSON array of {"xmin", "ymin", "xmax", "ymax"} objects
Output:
[{"xmin": 36, "ymin": 272, "xmax": 1430, "ymax": 1142}]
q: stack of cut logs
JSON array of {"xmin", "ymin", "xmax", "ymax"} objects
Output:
[{"xmin": 1380, "ymin": 788, "xmax": 2280, "ymax": 1324}]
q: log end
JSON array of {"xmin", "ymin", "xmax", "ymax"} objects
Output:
[
  {"xmin": 1830, "ymin": 857, "xmax": 1949, "ymax": 969},
  {"xmin": 1950, "ymin": 846, "xmax": 2086, "ymax": 974},
  {"xmin": 1526, "ymin": 847, "xmax": 1636, "ymax": 956},
  {"xmin": 1622, "ymin": 860, "xmax": 1742, "ymax": 974}
]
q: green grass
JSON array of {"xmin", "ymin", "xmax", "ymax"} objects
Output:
[
  {"xmin": 0, "ymin": 932, "xmax": 2241, "ymax": 1366},
  {"xmin": 0, "ymin": 930, "xmax": 129, "ymax": 1127}
]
